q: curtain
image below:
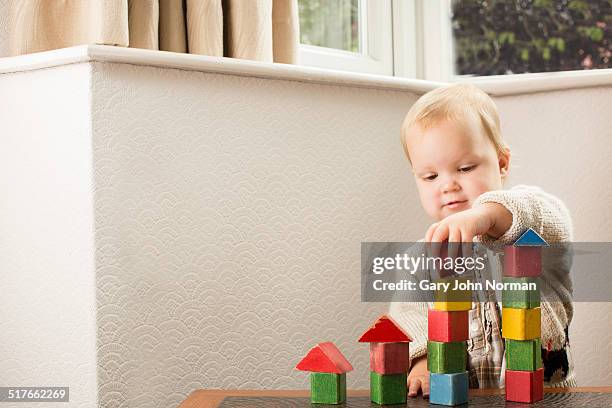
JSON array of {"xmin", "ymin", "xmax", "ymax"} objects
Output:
[{"xmin": 9, "ymin": 0, "xmax": 300, "ymax": 64}]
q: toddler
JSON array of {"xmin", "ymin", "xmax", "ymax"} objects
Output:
[{"xmin": 389, "ymin": 83, "xmax": 575, "ymax": 396}]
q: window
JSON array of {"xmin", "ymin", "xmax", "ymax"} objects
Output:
[
  {"xmin": 297, "ymin": 0, "xmax": 612, "ymax": 80},
  {"xmin": 299, "ymin": 0, "xmax": 361, "ymax": 53},
  {"xmin": 298, "ymin": 0, "xmax": 394, "ymax": 75}
]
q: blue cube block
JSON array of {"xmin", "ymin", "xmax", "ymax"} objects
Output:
[{"xmin": 430, "ymin": 372, "xmax": 468, "ymax": 406}]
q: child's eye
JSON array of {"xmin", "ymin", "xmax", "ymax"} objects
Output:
[
  {"xmin": 423, "ymin": 174, "xmax": 438, "ymax": 181},
  {"xmin": 459, "ymin": 165, "xmax": 476, "ymax": 172}
]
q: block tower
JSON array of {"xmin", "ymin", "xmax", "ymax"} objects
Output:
[
  {"xmin": 502, "ymin": 228, "xmax": 547, "ymax": 403},
  {"xmin": 428, "ymin": 274, "xmax": 471, "ymax": 406},
  {"xmin": 358, "ymin": 315, "xmax": 412, "ymax": 405},
  {"xmin": 295, "ymin": 341, "xmax": 353, "ymax": 404}
]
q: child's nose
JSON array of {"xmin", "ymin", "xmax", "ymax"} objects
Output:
[{"xmin": 441, "ymin": 179, "xmax": 461, "ymax": 193}]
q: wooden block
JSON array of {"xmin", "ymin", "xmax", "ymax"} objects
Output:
[
  {"xmin": 506, "ymin": 368, "xmax": 544, "ymax": 403},
  {"xmin": 506, "ymin": 339, "xmax": 542, "ymax": 371},
  {"xmin": 433, "ymin": 276, "xmax": 472, "ymax": 311},
  {"xmin": 502, "ymin": 307, "xmax": 541, "ymax": 340},
  {"xmin": 358, "ymin": 314, "xmax": 413, "ymax": 343},
  {"xmin": 427, "ymin": 341, "xmax": 467, "ymax": 374},
  {"xmin": 310, "ymin": 372, "xmax": 346, "ymax": 404},
  {"xmin": 502, "ymin": 277, "xmax": 540, "ymax": 309},
  {"xmin": 369, "ymin": 342, "xmax": 409, "ymax": 374},
  {"xmin": 369, "ymin": 371, "xmax": 407, "ymax": 405},
  {"xmin": 433, "ymin": 300, "xmax": 472, "ymax": 311},
  {"xmin": 429, "ymin": 372, "xmax": 469, "ymax": 406},
  {"xmin": 295, "ymin": 342, "xmax": 353, "ymax": 374},
  {"xmin": 428, "ymin": 309, "xmax": 469, "ymax": 342},
  {"xmin": 504, "ymin": 246, "xmax": 542, "ymax": 277},
  {"xmin": 514, "ymin": 228, "xmax": 548, "ymax": 246}
]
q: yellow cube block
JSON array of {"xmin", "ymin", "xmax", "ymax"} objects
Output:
[
  {"xmin": 433, "ymin": 276, "xmax": 472, "ymax": 311},
  {"xmin": 433, "ymin": 300, "xmax": 473, "ymax": 311},
  {"xmin": 502, "ymin": 307, "xmax": 541, "ymax": 340}
]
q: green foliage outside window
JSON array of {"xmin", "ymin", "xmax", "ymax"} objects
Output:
[{"xmin": 452, "ymin": 0, "xmax": 612, "ymax": 75}]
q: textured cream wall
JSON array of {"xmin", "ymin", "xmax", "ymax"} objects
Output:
[
  {"xmin": 89, "ymin": 62, "xmax": 424, "ymax": 407},
  {"xmin": 0, "ymin": 63, "xmax": 98, "ymax": 407}
]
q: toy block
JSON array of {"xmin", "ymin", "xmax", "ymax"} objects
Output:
[
  {"xmin": 506, "ymin": 338, "xmax": 542, "ymax": 371},
  {"xmin": 433, "ymin": 276, "xmax": 473, "ymax": 311},
  {"xmin": 295, "ymin": 342, "xmax": 353, "ymax": 374},
  {"xmin": 433, "ymin": 300, "xmax": 472, "ymax": 311},
  {"xmin": 504, "ymin": 246, "xmax": 542, "ymax": 277},
  {"xmin": 502, "ymin": 307, "xmax": 541, "ymax": 340},
  {"xmin": 514, "ymin": 228, "xmax": 548, "ymax": 246},
  {"xmin": 310, "ymin": 372, "xmax": 346, "ymax": 404},
  {"xmin": 427, "ymin": 341, "xmax": 467, "ymax": 374},
  {"xmin": 502, "ymin": 277, "xmax": 540, "ymax": 309},
  {"xmin": 506, "ymin": 368, "xmax": 544, "ymax": 403},
  {"xmin": 358, "ymin": 314, "xmax": 412, "ymax": 343},
  {"xmin": 369, "ymin": 342, "xmax": 409, "ymax": 374},
  {"xmin": 429, "ymin": 372, "xmax": 469, "ymax": 406},
  {"xmin": 428, "ymin": 309, "xmax": 469, "ymax": 342},
  {"xmin": 369, "ymin": 371, "xmax": 407, "ymax": 405}
]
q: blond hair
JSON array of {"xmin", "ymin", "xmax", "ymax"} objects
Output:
[{"xmin": 401, "ymin": 83, "xmax": 507, "ymax": 161}]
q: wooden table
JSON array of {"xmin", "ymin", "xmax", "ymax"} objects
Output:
[{"xmin": 179, "ymin": 387, "xmax": 612, "ymax": 407}]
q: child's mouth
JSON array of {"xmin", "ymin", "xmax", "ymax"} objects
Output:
[{"xmin": 444, "ymin": 200, "xmax": 468, "ymax": 209}]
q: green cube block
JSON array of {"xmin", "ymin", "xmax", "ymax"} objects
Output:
[
  {"xmin": 427, "ymin": 341, "xmax": 467, "ymax": 374},
  {"xmin": 310, "ymin": 372, "xmax": 346, "ymax": 404},
  {"xmin": 370, "ymin": 371, "xmax": 407, "ymax": 405},
  {"xmin": 506, "ymin": 338, "xmax": 543, "ymax": 371},
  {"xmin": 502, "ymin": 277, "xmax": 540, "ymax": 309}
]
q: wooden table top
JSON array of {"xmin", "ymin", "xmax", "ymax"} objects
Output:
[{"xmin": 178, "ymin": 387, "xmax": 612, "ymax": 408}]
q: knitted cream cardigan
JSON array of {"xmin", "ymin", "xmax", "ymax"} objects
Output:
[{"xmin": 389, "ymin": 185, "xmax": 574, "ymax": 386}]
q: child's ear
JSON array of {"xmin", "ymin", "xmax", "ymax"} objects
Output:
[{"xmin": 498, "ymin": 148, "xmax": 511, "ymax": 178}]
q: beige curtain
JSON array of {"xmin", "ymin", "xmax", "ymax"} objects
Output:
[{"xmin": 9, "ymin": 0, "xmax": 300, "ymax": 64}]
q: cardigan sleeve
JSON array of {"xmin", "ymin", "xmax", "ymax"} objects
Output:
[{"xmin": 473, "ymin": 185, "xmax": 573, "ymax": 350}]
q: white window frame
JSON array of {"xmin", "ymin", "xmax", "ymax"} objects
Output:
[
  {"xmin": 298, "ymin": 0, "xmax": 455, "ymax": 81},
  {"xmin": 393, "ymin": 0, "xmax": 454, "ymax": 82},
  {"xmin": 299, "ymin": 0, "xmax": 394, "ymax": 76}
]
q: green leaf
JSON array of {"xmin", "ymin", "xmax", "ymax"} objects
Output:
[
  {"xmin": 521, "ymin": 49, "xmax": 530, "ymax": 61},
  {"xmin": 534, "ymin": 0, "xmax": 552, "ymax": 8},
  {"xmin": 542, "ymin": 47, "xmax": 551, "ymax": 60},
  {"xmin": 590, "ymin": 27, "xmax": 604, "ymax": 42},
  {"xmin": 568, "ymin": 1, "xmax": 589, "ymax": 12},
  {"xmin": 557, "ymin": 38, "xmax": 565, "ymax": 52}
]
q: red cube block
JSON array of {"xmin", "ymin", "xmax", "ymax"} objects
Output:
[
  {"xmin": 369, "ymin": 342, "xmax": 409, "ymax": 374},
  {"xmin": 506, "ymin": 368, "xmax": 544, "ymax": 403},
  {"xmin": 428, "ymin": 309, "xmax": 469, "ymax": 342},
  {"xmin": 504, "ymin": 246, "xmax": 542, "ymax": 277}
]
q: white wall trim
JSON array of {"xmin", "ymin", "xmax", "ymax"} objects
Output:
[
  {"xmin": 1, "ymin": 45, "xmax": 611, "ymax": 96},
  {"xmin": 0, "ymin": 45, "xmax": 441, "ymax": 94}
]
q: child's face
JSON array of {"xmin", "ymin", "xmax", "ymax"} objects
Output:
[{"xmin": 406, "ymin": 119, "xmax": 509, "ymax": 221}]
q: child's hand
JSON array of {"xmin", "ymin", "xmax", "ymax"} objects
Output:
[
  {"xmin": 407, "ymin": 355, "xmax": 429, "ymax": 398},
  {"xmin": 425, "ymin": 203, "xmax": 512, "ymax": 255}
]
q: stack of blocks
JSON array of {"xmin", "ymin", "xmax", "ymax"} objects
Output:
[
  {"xmin": 358, "ymin": 315, "xmax": 413, "ymax": 405},
  {"xmin": 428, "ymin": 275, "xmax": 471, "ymax": 406},
  {"xmin": 295, "ymin": 342, "xmax": 353, "ymax": 404},
  {"xmin": 502, "ymin": 228, "xmax": 546, "ymax": 403}
]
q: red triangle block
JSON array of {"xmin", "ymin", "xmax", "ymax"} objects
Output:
[
  {"xmin": 358, "ymin": 315, "xmax": 413, "ymax": 343},
  {"xmin": 295, "ymin": 342, "xmax": 353, "ymax": 373}
]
